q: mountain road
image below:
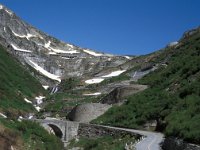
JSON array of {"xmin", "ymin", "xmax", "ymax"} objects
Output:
[{"xmin": 97, "ymin": 125, "xmax": 164, "ymax": 150}]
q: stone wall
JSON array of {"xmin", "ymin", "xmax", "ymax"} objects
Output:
[{"xmin": 78, "ymin": 123, "xmax": 141, "ymax": 139}]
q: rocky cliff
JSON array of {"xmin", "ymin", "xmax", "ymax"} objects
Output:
[{"xmin": 0, "ymin": 4, "xmax": 131, "ymax": 87}]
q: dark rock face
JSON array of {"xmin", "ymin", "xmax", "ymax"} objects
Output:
[
  {"xmin": 162, "ymin": 137, "xmax": 200, "ymax": 150},
  {"xmin": 0, "ymin": 4, "xmax": 130, "ymax": 86}
]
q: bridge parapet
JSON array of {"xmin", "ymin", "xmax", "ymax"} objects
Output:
[{"xmin": 33, "ymin": 119, "xmax": 79, "ymax": 143}]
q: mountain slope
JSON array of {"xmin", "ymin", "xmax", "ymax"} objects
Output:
[
  {"xmin": 0, "ymin": 3, "xmax": 130, "ymax": 87},
  {"xmin": 0, "ymin": 44, "xmax": 46, "ymax": 117},
  {"xmin": 0, "ymin": 44, "xmax": 64, "ymax": 149},
  {"xmin": 93, "ymin": 27, "xmax": 200, "ymax": 144}
]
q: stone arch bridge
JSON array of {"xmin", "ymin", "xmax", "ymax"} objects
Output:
[{"xmin": 33, "ymin": 119, "xmax": 79, "ymax": 144}]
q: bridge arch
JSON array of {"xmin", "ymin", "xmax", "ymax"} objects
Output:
[
  {"xmin": 42, "ymin": 122, "xmax": 64, "ymax": 139},
  {"xmin": 48, "ymin": 124, "xmax": 63, "ymax": 138},
  {"xmin": 34, "ymin": 119, "xmax": 79, "ymax": 143}
]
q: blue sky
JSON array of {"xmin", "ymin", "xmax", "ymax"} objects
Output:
[{"xmin": 1, "ymin": 0, "xmax": 200, "ymax": 55}]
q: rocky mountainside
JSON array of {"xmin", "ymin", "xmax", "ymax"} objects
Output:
[{"xmin": 0, "ymin": 4, "xmax": 131, "ymax": 87}]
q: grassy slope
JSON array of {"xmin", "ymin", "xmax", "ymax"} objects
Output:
[
  {"xmin": 0, "ymin": 118, "xmax": 63, "ymax": 150},
  {"xmin": 68, "ymin": 135, "xmax": 135, "ymax": 150},
  {"xmin": 0, "ymin": 45, "xmax": 63, "ymax": 149},
  {"xmin": 0, "ymin": 45, "xmax": 47, "ymax": 117},
  {"xmin": 92, "ymin": 29, "xmax": 200, "ymax": 144}
]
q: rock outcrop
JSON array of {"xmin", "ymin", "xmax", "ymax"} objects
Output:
[
  {"xmin": 67, "ymin": 103, "xmax": 111, "ymax": 123},
  {"xmin": 100, "ymin": 84, "xmax": 147, "ymax": 104}
]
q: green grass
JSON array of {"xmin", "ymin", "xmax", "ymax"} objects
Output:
[
  {"xmin": 0, "ymin": 45, "xmax": 64, "ymax": 149},
  {"xmin": 92, "ymin": 28, "xmax": 200, "ymax": 144},
  {"xmin": 0, "ymin": 118, "xmax": 63, "ymax": 150},
  {"xmin": 68, "ymin": 135, "xmax": 135, "ymax": 150},
  {"xmin": 0, "ymin": 45, "xmax": 46, "ymax": 117}
]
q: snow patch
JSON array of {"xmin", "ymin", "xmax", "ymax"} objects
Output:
[
  {"xmin": 0, "ymin": 113, "xmax": 7, "ymax": 118},
  {"xmin": 26, "ymin": 33, "xmax": 37, "ymax": 39},
  {"xmin": 61, "ymin": 57, "xmax": 70, "ymax": 60},
  {"xmin": 11, "ymin": 44, "xmax": 32, "ymax": 53},
  {"xmin": 51, "ymin": 47, "xmax": 79, "ymax": 54},
  {"xmin": 35, "ymin": 96, "xmax": 45, "ymax": 105},
  {"xmin": 83, "ymin": 49, "xmax": 103, "ymax": 56},
  {"xmin": 45, "ymin": 41, "xmax": 79, "ymax": 54},
  {"xmin": 48, "ymin": 52, "xmax": 57, "ymax": 55},
  {"xmin": 124, "ymin": 56, "xmax": 131, "ymax": 60},
  {"xmin": 5, "ymin": 9, "xmax": 12, "ymax": 15},
  {"xmin": 34, "ymin": 105, "xmax": 41, "ymax": 112},
  {"xmin": 67, "ymin": 44, "xmax": 74, "ymax": 48},
  {"xmin": 0, "ymin": 5, "xmax": 13, "ymax": 15},
  {"xmin": 12, "ymin": 30, "xmax": 42, "ymax": 40},
  {"xmin": 18, "ymin": 116, "xmax": 23, "ymax": 122},
  {"xmin": 28, "ymin": 60, "xmax": 61, "ymax": 82},
  {"xmin": 24, "ymin": 98, "xmax": 32, "ymax": 104},
  {"xmin": 85, "ymin": 70, "xmax": 126, "ymax": 84},
  {"xmin": 12, "ymin": 30, "xmax": 27, "ymax": 38},
  {"xmin": 168, "ymin": 41, "xmax": 179, "ymax": 47},
  {"xmin": 83, "ymin": 92, "xmax": 101, "ymax": 96},
  {"xmin": 42, "ymin": 85, "xmax": 49, "ymax": 90},
  {"xmin": 108, "ymin": 58, "xmax": 112, "ymax": 61},
  {"xmin": 85, "ymin": 78, "xmax": 104, "ymax": 84},
  {"xmin": 102, "ymin": 70, "xmax": 126, "ymax": 78},
  {"xmin": 45, "ymin": 41, "xmax": 51, "ymax": 49},
  {"xmin": 28, "ymin": 115, "xmax": 33, "ymax": 119}
]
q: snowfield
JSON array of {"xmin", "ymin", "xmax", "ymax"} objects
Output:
[
  {"xmin": 11, "ymin": 44, "xmax": 32, "ymax": 53},
  {"xmin": 83, "ymin": 49, "xmax": 103, "ymax": 56},
  {"xmin": 28, "ymin": 60, "xmax": 61, "ymax": 82}
]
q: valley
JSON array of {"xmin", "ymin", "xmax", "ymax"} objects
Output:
[{"xmin": 0, "ymin": 3, "xmax": 200, "ymax": 150}]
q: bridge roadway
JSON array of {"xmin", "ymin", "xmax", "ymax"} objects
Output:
[{"xmin": 32, "ymin": 118, "xmax": 164, "ymax": 149}]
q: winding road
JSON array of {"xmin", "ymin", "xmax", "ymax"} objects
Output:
[
  {"xmin": 98, "ymin": 125, "xmax": 164, "ymax": 150},
  {"xmin": 133, "ymin": 130, "xmax": 164, "ymax": 150}
]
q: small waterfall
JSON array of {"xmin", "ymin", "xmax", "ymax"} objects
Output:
[{"xmin": 51, "ymin": 86, "xmax": 58, "ymax": 94}]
